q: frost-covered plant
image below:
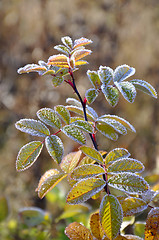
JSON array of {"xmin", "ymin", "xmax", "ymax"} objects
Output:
[{"xmin": 16, "ymin": 36, "xmax": 159, "ymax": 240}]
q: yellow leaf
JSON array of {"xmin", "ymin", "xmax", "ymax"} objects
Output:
[
  {"xmin": 90, "ymin": 212, "xmax": 105, "ymax": 240},
  {"xmin": 145, "ymin": 208, "xmax": 159, "ymax": 240},
  {"xmin": 65, "ymin": 222, "xmax": 93, "ymax": 240}
]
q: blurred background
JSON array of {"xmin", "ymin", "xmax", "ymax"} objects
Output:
[{"xmin": 0, "ymin": 0, "xmax": 159, "ymax": 239}]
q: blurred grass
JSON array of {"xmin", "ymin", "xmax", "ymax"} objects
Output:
[{"xmin": 0, "ymin": 0, "xmax": 159, "ymax": 238}]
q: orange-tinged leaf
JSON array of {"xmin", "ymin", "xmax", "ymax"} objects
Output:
[
  {"xmin": 60, "ymin": 150, "xmax": 82, "ymax": 173},
  {"xmin": 75, "ymin": 60, "xmax": 88, "ymax": 66},
  {"xmin": 67, "ymin": 177, "xmax": 106, "ymax": 204},
  {"xmin": 73, "ymin": 37, "xmax": 93, "ymax": 49},
  {"xmin": 36, "ymin": 169, "xmax": 67, "ymax": 199},
  {"xmin": 48, "ymin": 54, "xmax": 68, "ymax": 63},
  {"xmin": 145, "ymin": 207, "xmax": 159, "ymax": 240},
  {"xmin": 99, "ymin": 194, "xmax": 123, "ymax": 240},
  {"xmin": 65, "ymin": 222, "xmax": 93, "ymax": 240},
  {"xmin": 73, "ymin": 49, "xmax": 92, "ymax": 61},
  {"xmin": 90, "ymin": 212, "xmax": 105, "ymax": 239}
]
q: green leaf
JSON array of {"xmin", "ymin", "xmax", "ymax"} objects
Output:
[
  {"xmin": 70, "ymin": 116, "xmax": 85, "ymax": 123},
  {"xmin": 66, "ymin": 177, "xmax": 106, "ymax": 204},
  {"xmin": 61, "ymin": 36, "xmax": 73, "ymax": 49},
  {"xmin": 85, "ymin": 88, "xmax": 99, "ymax": 104},
  {"xmin": 98, "ymin": 66, "xmax": 113, "ymax": 86},
  {"xmin": 65, "ymin": 222, "xmax": 93, "ymax": 240},
  {"xmin": 99, "ymin": 194, "xmax": 123, "ymax": 240},
  {"xmin": 96, "ymin": 121, "xmax": 118, "ymax": 141},
  {"xmin": 66, "ymin": 97, "xmax": 82, "ymax": 108},
  {"xmin": 37, "ymin": 108, "xmax": 62, "ymax": 129},
  {"xmin": 60, "ymin": 150, "xmax": 82, "ymax": 173},
  {"xmin": 102, "ymin": 85, "xmax": 119, "ymax": 107},
  {"xmin": 70, "ymin": 164, "xmax": 105, "ymax": 180},
  {"xmin": 36, "ymin": 169, "xmax": 67, "ymax": 198},
  {"xmin": 0, "ymin": 196, "xmax": 9, "ymax": 222},
  {"xmin": 114, "ymin": 64, "xmax": 135, "ymax": 83},
  {"xmin": 52, "ymin": 75, "xmax": 64, "ymax": 87},
  {"xmin": 54, "ymin": 44, "xmax": 70, "ymax": 55},
  {"xmin": 80, "ymin": 146, "xmax": 104, "ymax": 164},
  {"xmin": 87, "ymin": 70, "xmax": 102, "ymax": 89},
  {"xmin": 16, "ymin": 141, "xmax": 43, "ymax": 171},
  {"xmin": 62, "ymin": 125, "xmax": 86, "ymax": 145},
  {"xmin": 66, "ymin": 105, "xmax": 96, "ymax": 121},
  {"xmin": 45, "ymin": 135, "xmax": 64, "ymax": 164},
  {"xmin": 100, "ymin": 115, "xmax": 136, "ymax": 132},
  {"xmin": 97, "ymin": 118, "xmax": 127, "ymax": 135},
  {"xmin": 134, "ymin": 221, "xmax": 145, "ymax": 239},
  {"xmin": 118, "ymin": 196, "xmax": 148, "ymax": 217},
  {"xmin": 108, "ymin": 173, "xmax": 149, "ymax": 194},
  {"xmin": 130, "ymin": 79, "xmax": 157, "ymax": 98},
  {"xmin": 55, "ymin": 105, "xmax": 70, "ymax": 124},
  {"xmin": 15, "ymin": 119, "xmax": 50, "ymax": 137},
  {"xmin": 105, "ymin": 148, "xmax": 131, "ymax": 165},
  {"xmin": 115, "ymin": 81, "xmax": 136, "ymax": 103},
  {"xmin": 71, "ymin": 120, "xmax": 94, "ymax": 133},
  {"xmin": 107, "ymin": 158, "xmax": 145, "ymax": 173},
  {"xmin": 18, "ymin": 207, "xmax": 50, "ymax": 227}
]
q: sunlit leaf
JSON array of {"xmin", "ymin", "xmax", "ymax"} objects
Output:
[
  {"xmin": 66, "ymin": 97, "xmax": 82, "ymax": 107},
  {"xmin": 0, "ymin": 196, "xmax": 9, "ymax": 222},
  {"xmin": 65, "ymin": 222, "xmax": 93, "ymax": 240},
  {"xmin": 36, "ymin": 169, "xmax": 67, "ymax": 198},
  {"xmin": 16, "ymin": 141, "xmax": 43, "ymax": 171},
  {"xmin": 54, "ymin": 44, "xmax": 70, "ymax": 55},
  {"xmin": 97, "ymin": 118, "xmax": 127, "ymax": 135},
  {"xmin": 78, "ymin": 156, "xmax": 95, "ymax": 165},
  {"xmin": 17, "ymin": 63, "xmax": 47, "ymax": 75},
  {"xmin": 71, "ymin": 120, "xmax": 93, "ymax": 133},
  {"xmin": 15, "ymin": 119, "xmax": 50, "ymax": 137},
  {"xmin": 75, "ymin": 60, "xmax": 89, "ymax": 66},
  {"xmin": 60, "ymin": 150, "xmax": 82, "ymax": 173},
  {"xmin": 55, "ymin": 105, "xmax": 70, "ymax": 124},
  {"xmin": 66, "ymin": 177, "xmax": 105, "ymax": 204},
  {"xmin": 18, "ymin": 207, "xmax": 50, "ymax": 227},
  {"xmin": 99, "ymin": 194, "xmax": 123, "ymax": 240},
  {"xmin": 115, "ymin": 81, "xmax": 136, "ymax": 103},
  {"xmin": 105, "ymin": 148, "xmax": 131, "ymax": 165},
  {"xmin": 61, "ymin": 36, "xmax": 73, "ymax": 49},
  {"xmin": 108, "ymin": 173, "xmax": 149, "ymax": 194},
  {"xmin": 99, "ymin": 115, "xmax": 136, "ymax": 132},
  {"xmin": 73, "ymin": 37, "xmax": 93, "ymax": 49},
  {"xmin": 98, "ymin": 66, "xmax": 113, "ymax": 86},
  {"xmin": 96, "ymin": 121, "xmax": 118, "ymax": 141},
  {"xmin": 87, "ymin": 70, "xmax": 102, "ymax": 89},
  {"xmin": 108, "ymin": 158, "xmax": 144, "ymax": 173},
  {"xmin": 66, "ymin": 105, "xmax": 95, "ymax": 121},
  {"xmin": 72, "ymin": 49, "xmax": 92, "ymax": 61},
  {"xmin": 130, "ymin": 79, "xmax": 157, "ymax": 98},
  {"xmin": 70, "ymin": 164, "xmax": 105, "ymax": 180},
  {"xmin": 118, "ymin": 197, "xmax": 148, "ymax": 217},
  {"xmin": 80, "ymin": 146, "xmax": 104, "ymax": 164},
  {"xmin": 145, "ymin": 207, "xmax": 159, "ymax": 239},
  {"xmin": 62, "ymin": 125, "xmax": 86, "ymax": 145},
  {"xmin": 70, "ymin": 116, "xmax": 85, "ymax": 123},
  {"xmin": 37, "ymin": 108, "xmax": 62, "ymax": 129},
  {"xmin": 114, "ymin": 65, "xmax": 135, "ymax": 83},
  {"xmin": 85, "ymin": 88, "xmax": 99, "ymax": 104},
  {"xmin": 90, "ymin": 212, "xmax": 105, "ymax": 240},
  {"xmin": 102, "ymin": 85, "xmax": 119, "ymax": 107},
  {"xmin": 45, "ymin": 135, "xmax": 64, "ymax": 164},
  {"xmin": 48, "ymin": 54, "xmax": 68, "ymax": 63}
]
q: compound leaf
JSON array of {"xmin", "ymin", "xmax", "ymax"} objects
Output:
[
  {"xmin": 66, "ymin": 177, "xmax": 105, "ymax": 204},
  {"xmin": 37, "ymin": 108, "xmax": 62, "ymax": 129},
  {"xmin": 65, "ymin": 222, "xmax": 93, "ymax": 240},
  {"xmin": 80, "ymin": 146, "xmax": 104, "ymax": 164},
  {"xmin": 98, "ymin": 66, "xmax": 113, "ymax": 86},
  {"xmin": 55, "ymin": 105, "xmax": 70, "ymax": 124},
  {"xmin": 15, "ymin": 119, "xmax": 50, "ymax": 137},
  {"xmin": 85, "ymin": 88, "xmax": 99, "ymax": 104},
  {"xmin": 45, "ymin": 135, "xmax": 64, "ymax": 164},
  {"xmin": 102, "ymin": 85, "xmax": 119, "ymax": 107},
  {"xmin": 60, "ymin": 150, "xmax": 82, "ymax": 173},
  {"xmin": 130, "ymin": 79, "xmax": 157, "ymax": 99},
  {"xmin": 99, "ymin": 194, "xmax": 123, "ymax": 240},
  {"xmin": 16, "ymin": 141, "xmax": 43, "ymax": 171},
  {"xmin": 70, "ymin": 164, "xmax": 105, "ymax": 180},
  {"xmin": 62, "ymin": 125, "xmax": 86, "ymax": 145},
  {"xmin": 145, "ymin": 207, "xmax": 159, "ymax": 239},
  {"xmin": 115, "ymin": 81, "xmax": 136, "ymax": 103},
  {"xmin": 120, "ymin": 197, "xmax": 148, "ymax": 217},
  {"xmin": 108, "ymin": 158, "xmax": 144, "ymax": 173},
  {"xmin": 87, "ymin": 70, "xmax": 102, "ymax": 89},
  {"xmin": 114, "ymin": 65, "xmax": 135, "ymax": 83},
  {"xmin": 108, "ymin": 173, "xmax": 149, "ymax": 194},
  {"xmin": 36, "ymin": 169, "xmax": 67, "ymax": 199},
  {"xmin": 105, "ymin": 148, "xmax": 131, "ymax": 165},
  {"xmin": 71, "ymin": 120, "xmax": 93, "ymax": 133}
]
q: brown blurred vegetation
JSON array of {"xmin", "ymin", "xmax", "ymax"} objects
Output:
[{"xmin": 0, "ymin": 0, "xmax": 159, "ymax": 221}]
